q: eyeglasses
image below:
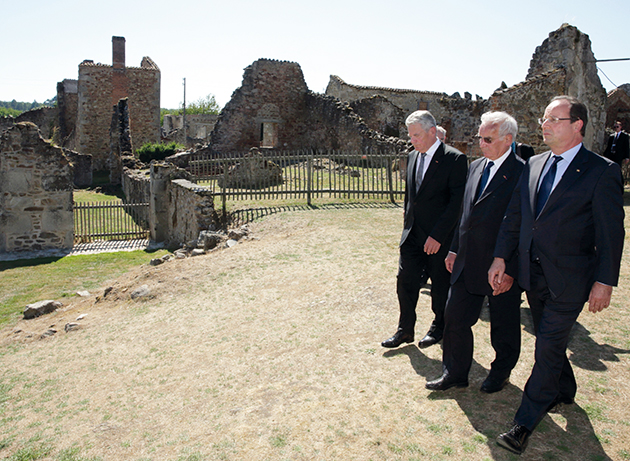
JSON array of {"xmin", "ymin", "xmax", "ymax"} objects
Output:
[
  {"xmin": 538, "ymin": 116, "xmax": 572, "ymax": 125},
  {"xmin": 474, "ymin": 135, "xmax": 494, "ymax": 144}
]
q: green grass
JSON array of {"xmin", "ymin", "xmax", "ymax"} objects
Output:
[{"xmin": 0, "ymin": 250, "xmax": 169, "ymax": 328}]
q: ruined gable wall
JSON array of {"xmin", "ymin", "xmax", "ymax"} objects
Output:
[
  {"xmin": 488, "ymin": 69, "xmax": 567, "ymax": 154},
  {"xmin": 526, "ymin": 24, "xmax": 607, "ymax": 152},
  {"xmin": 0, "ymin": 123, "xmax": 73, "ymax": 253},
  {"xmin": 76, "ymin": 57, "xmax": 160, "ymax": 170},
  {"xmin": 210, "ymin": 59, "xmax": 309, "ymax": 153},
  {"xmin": 126, "ymin": 57, "xmax": 160, "ymax": 150}
]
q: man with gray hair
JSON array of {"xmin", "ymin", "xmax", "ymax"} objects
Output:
[
  {"xmin": 382, "ymin": 110, "xmax": 467, "ymax": 349},
  {"xmin": 426, "ymin": 111, "xmax": 524, "ymax": 392}
]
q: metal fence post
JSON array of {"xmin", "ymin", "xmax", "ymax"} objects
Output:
[{"xmin": 307, "ymin": 149, "xmax": 313, "ymax": 207}]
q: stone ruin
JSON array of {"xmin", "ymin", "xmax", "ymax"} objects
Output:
[
  {"xmin": 221, "ymin": 148, "xmax": 283, "ymax": 189},
  {"xmin": 0, "ymin": 123, "xmax": 74, "ymax": 252},
  {"xmin": 324, "ymin": 23, "xmax": 610, "ymax": 156},
  {"xmin": 606, "ymin": 84, "xmax": 630, "ymax": 131}
]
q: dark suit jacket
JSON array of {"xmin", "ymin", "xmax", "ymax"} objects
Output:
[
  {"xmin": 515, "ymin": 143, "xmax": 535, "ymax": 161},
  {"xmin": 450, "ymin": 150, "xmax": 525, "ymax": 295},
  {"xmin": 604, "ymin": 131, "xmax": 630, "ymax": 165},
  {"xmin": 495, "ymin": 146, "xmax": 625, "ymax": 303},
  {"xmin": 401, "ymin": 143, "xmax": 468, "ymax": 248}
]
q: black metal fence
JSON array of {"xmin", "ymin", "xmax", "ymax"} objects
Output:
[
  {"xmin": 188, "ymin": 149, "xmax": 409, "ymax": 212},
  {"xmin": 73, "ymin": 201, "xmax": 150, "ymax": 244}
]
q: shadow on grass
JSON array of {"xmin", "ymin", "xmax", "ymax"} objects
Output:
[
  {"xmin": 479, "ymin": 302, "xmax": 630, "ymax": 373},
  {"xmin": 427, "ymin": 381, "xmax": 612, "ymax": 460},
  {"xmin": 228, "ymin": 201, "xmax": 402, "ymax": 226}
]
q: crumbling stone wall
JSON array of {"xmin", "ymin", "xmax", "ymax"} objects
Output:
[
  {"xmin": 14, "ymin": 107, "xmax": 58, "ymax": 140},
  {"xmin": 210, "ymin": 59, "xmax": 310, "ymax": 153},
  {"xmin": 109, "ymin": 98, "xmax": 133, "ymax": 184},
  {"xmin": 0, "ymin": 123, "xmax": 73, "ymax": 253},
  {"xmin": 488, "ymin": 68, "xmax": 567, "ymax": 154},
  {"xmin": 606, "ymin": 86, "xmax": 630, "ymax": 131},
  {"xmin": 57, "ymin": 79, "xmax": 78, "ymax": 148},
  {"xmin": 326, "ymin": 75, "xmax": 450, "ymax": 118},
  {"xmin": 168, "ymin": 179, "xmax": 219, "ymax": 246},
  {"xmin": 326, "ymin": 75, "xmax": 486, "ymax": 155},
  {"xmin": 162, "ymin": 113, "xmax": 219, "ymax": 147},
  {"xmin": 205, "ymin": 59, "xmax": 405, "ymax": 159},
  {"xmin": 75, "ymin": 37, "xmax": 160, "ymax": 170},
  {"xmin": 349, "ymin": 95, "xmax": 406, "ymax": 138},
  {"xmin": 525, "ymin": 24, "xmax": 607, "ymax": 152}
]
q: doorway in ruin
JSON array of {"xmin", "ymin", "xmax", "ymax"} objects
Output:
[{"xmin": 256, "ymin": 104, "xmax": 281, "ymax": 148}]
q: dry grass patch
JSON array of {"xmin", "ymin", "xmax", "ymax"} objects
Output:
[{"xmin": 1, "ymin": 203, "xmax": 629, "ymax": 460}]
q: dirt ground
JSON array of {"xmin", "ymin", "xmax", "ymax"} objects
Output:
[{"xmin": 1, "ymin": 205, "xmax": 629, "ymax": 460}]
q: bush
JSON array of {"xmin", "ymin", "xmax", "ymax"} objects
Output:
[{"xmin": 137, "ymin": 142, "xmax": 185, "ymax": 163}]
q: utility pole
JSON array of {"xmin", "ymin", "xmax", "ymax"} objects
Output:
[{"xmin": 182, "ymin": 78, "xmax": 187, "ymax": 143}]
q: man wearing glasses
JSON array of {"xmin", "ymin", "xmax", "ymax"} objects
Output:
[
  {"xmin": 425, "ymin": 112, "xmax": 524, "ymax": 393},
  {"xmin": 603, "ymin": 120, "xmax": 629, "ymax": 166},
  {"xmin": 488, "ymin": 96, "xmax": 625, "ymax": 454}
]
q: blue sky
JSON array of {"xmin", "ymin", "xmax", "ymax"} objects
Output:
[{"xmin": 1, "ymin": 0, "xmax": 628, "ymax": 110}]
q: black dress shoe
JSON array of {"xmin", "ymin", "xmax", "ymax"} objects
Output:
[
  {"xmin": 497, "ymin": 424, "xmax": 531, "ymax": 455},
  {"xmin": 418, "ymin": 332, "xmax": 442, "ymax": 349},
  {"xmin": 546, "ymin": 395, "xmax": 575, "ymax": 413},
  {"xmin": 425, "ymin": 374, "xmax": 468, "ymax": 391},
  {"xmin": 480, "ymin": 375, "xmax": 509, "ymax": 394},
  {"xmin": 381, "ymin": 330, "xmax": 414, "ymax": 348}
]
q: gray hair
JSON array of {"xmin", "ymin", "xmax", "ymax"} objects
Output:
[
  {"xmin": 436, "ymin": 126, "xmax": 447, "ymax": 138},
  {"xmin": 480, "ymin": 111, "xmax": 518, "ymax": 140},
  {"xmin": 406, "ymin": 110, "xmax": 437, "ymax": 131}
]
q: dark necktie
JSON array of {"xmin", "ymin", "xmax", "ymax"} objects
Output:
[
  {"xmin": 536, "ymin": 155, "xmax": 562, "ymax": 217},
  {"xmin": 476, "ymin": 160, "xmax": 494, "ymax": 201},
  {"xmin": 415, "ymin": 153, "xmax": 427, "ymax": 192}
]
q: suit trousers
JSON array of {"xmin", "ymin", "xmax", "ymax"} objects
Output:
[
  {"xmin": 515, "ymin": 261, "xmax": 581, "ymax": 431},
  {"xmin": 442, "ymin": 273, "xmax": 521, "ymax": 381},
  {"xmin": 396, "ymin": 232, "xmax": 451, "ymax": 336}
]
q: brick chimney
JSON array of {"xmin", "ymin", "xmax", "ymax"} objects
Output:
[
  {"xmin": 112, "ymin": 36, "xmax": 126, "ymax": 69},
  {"xmin": 112, "ymin": 36, "xmax": 128, "ymax": 105}
]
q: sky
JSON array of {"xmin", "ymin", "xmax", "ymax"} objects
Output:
[{"xmin": 1, "ymin": 0, "xmax": 629, "ymax": 110}]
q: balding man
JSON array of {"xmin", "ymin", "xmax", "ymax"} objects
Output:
[{"xmin": 426, "ymin": 111, "xmax": 524, "ymax": 393}]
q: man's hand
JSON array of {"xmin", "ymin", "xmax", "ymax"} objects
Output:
[
  {"xmin": 488, "ymin": 258, "xmax": 508, "ymax": 295},
  {"xmin": 494, "ymin": 274, "xmax": 514, "ymax": 295},
  {"xmin": 424, "ymin": 236, "xmax": 441, "ymax": 255},
  {"xmin": 587, "ymin": 282, "xmax": 613, "ymax": 313},
  {"xmin": 445, "ymin": 252, "xmax": 456, "ymax": 273}
]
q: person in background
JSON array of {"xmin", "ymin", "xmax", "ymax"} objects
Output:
[{"xmin": 603, "ymin": 120, "xmax": 629, "ymax": 166}]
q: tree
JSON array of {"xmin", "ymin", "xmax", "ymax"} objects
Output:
[{"xmin": 182, "ymin": 94, "xmax": 221, "ymax": 115}]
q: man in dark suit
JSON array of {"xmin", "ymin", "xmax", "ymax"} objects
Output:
[
  {"xmin": 426, "ymin": 111, "xmax": 524, "ymax": 392},
  {"xmin": 513, "ymin": 142, "xmax": 535, "ymax": 161},
  {"xmin": 603, "ymin": 120, "xmax": 630, "ymax": 166},
  {"xmin": 382, "ymin": 110, "xmax": 467, "ymax": 349},
  {"xmin": 489, "ymin": 96, "xmax": 625, "ymax": 455}
]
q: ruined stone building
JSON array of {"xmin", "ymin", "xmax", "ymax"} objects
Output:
[
  {"xmin": 57, "ymin": 36, "xmax": 161, "ymax": 171},
  {"xmin": 323, "ymin": 23, "xmax": 609, "ymax": 156},
  {"xmin": 0, "ymin": 123, "xmax": 74, "ymax": 252},
  {"xmin": 162, "ymin": 113, "xmax": 219, "ymax": 147},
  {"xmin": 203, "ymin": 59, "xmax": 405, "ymax": 157},
  {"xmin": 606, "ymin": 84, "xmax": 630, "ymax": 130}
]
